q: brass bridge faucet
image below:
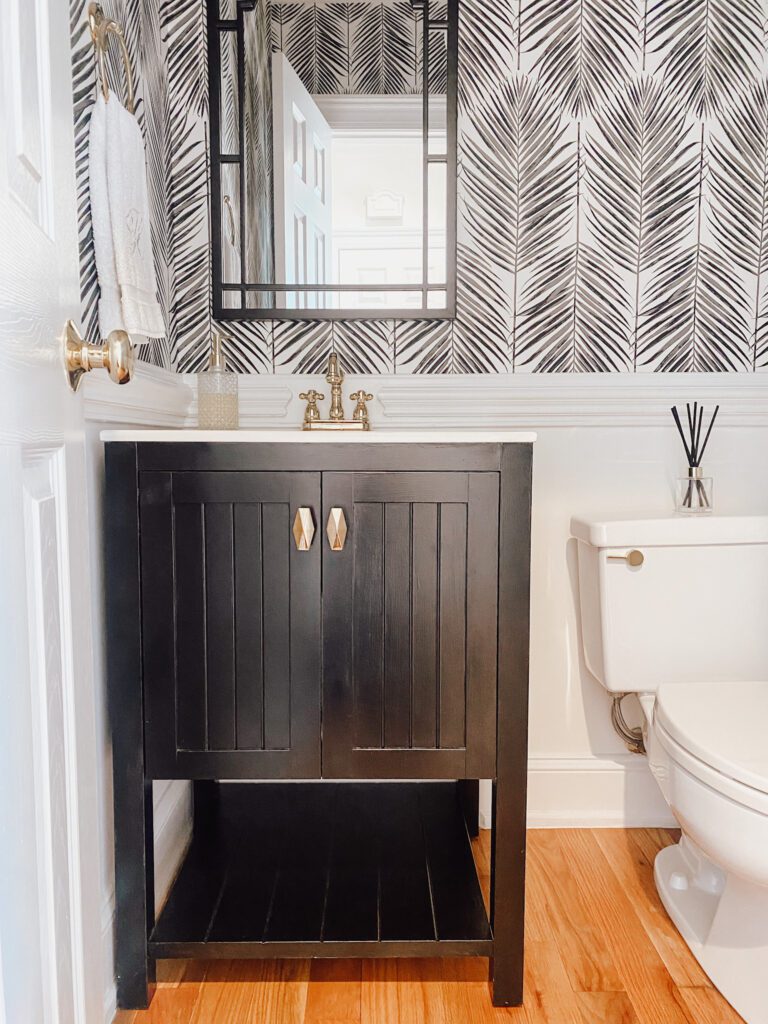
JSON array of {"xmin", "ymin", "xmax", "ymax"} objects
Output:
[{"xmin": 300, "ymin": 354, "xmax": 373, "ymax": 431}]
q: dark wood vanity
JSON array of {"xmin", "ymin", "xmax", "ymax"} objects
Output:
[{"xmin": 105, "ymin": 435, "xmax": 532, "ymax": 1010}]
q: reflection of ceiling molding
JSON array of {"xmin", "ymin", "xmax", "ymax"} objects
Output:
[{"xmin": 314, "ymin": 94, "xmax": 447, "ymax": 132}]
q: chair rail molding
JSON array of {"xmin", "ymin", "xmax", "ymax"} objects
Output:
[
  {"xmin": 376, "ymin": 374, "xmax": 768, "ymax": 428},
  {"xmin": 222, "ymin": 372, "xmax": 768, "ymax": 430},
  {"xmin": 82, "ymin": 363, "xmax": 192, "ymax": 426}
]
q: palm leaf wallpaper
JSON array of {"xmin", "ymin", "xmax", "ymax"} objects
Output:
[{"xmin": 71, "ymin": 0, "xmax": 768, "ymax": 373}]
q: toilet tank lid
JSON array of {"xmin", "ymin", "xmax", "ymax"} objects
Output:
[{"xmin": 570, "ymin": 515, "xmax": 768, "ymax": 548}]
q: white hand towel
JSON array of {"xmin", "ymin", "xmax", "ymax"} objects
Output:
[
  {"xmin": 88, "ymin": 93, "xmax": 165, "ymax": 340},
  {"xmin": 88, "ymin": 95, "xmax": 122, "ymax": 338}
]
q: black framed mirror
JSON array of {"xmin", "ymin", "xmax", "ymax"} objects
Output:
[{"xmin": 208, "ymin": 0, "xmax": 458, "ymax": 320}]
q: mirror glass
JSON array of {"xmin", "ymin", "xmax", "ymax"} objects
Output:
[{"xmin": 210, "ymin": 0, "xmax": 457, "ymax": 318}]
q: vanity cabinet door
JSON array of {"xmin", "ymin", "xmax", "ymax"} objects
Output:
[
  {"xmin": 139, "ymin": 471, "xmax": 321, "ymax": 779},
  {"xmin": 322, "ymin": 472, "xmax": 499, "ymax": 779}
]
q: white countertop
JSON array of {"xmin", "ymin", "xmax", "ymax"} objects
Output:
[{"xmin": 100, "ymin": 428, "xmax": 537, "ymax": 443}]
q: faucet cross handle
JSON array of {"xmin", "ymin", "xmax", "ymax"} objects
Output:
[
  {"xmin": 299, "ymin": 389, "xmax": 325, "ymax": 426},
  {"xmin": 350, "ymin": 391, "xmax": 374, "ymax": 429}
]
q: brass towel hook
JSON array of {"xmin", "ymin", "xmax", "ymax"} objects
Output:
[{"xmin": 88, "ymin": 2, "xmax": 135, "ymax": 113}]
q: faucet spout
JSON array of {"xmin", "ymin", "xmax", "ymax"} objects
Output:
[{"xmin": 326, "ymin": 352, "xmax": 345, "ymax": 421}]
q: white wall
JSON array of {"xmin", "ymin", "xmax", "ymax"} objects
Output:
[
  {"xmin": 197, "ymin": 371, "xmax": 768, "ymax": 828},
  {"xmin": 81, "ymin": 366, "xmax": 193, "ymax": 1023}
]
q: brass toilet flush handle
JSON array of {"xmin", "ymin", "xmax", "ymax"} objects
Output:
[
  {"xmin": 63, "ymin": 319, "xmax": 135, "ymax": 392},
  {"xmin": 607, "ymin": 549, "xmax": 645, "ymax": 567}
]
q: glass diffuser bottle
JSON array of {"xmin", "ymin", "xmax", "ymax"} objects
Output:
[{"xmin": 198, "ymin": 332, "xmax": 239, "ymax": 429}]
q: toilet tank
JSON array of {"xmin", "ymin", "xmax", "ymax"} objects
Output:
[{"xmin": 572, "ymin": 516, "xmax": 768, "ymax": 693}]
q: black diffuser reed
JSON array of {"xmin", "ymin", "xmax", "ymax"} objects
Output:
[{"xmin": 671, "ymin": 403, "xmax": 718, "ymax": 512}]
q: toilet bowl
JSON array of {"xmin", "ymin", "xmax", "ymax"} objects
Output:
[
  {"xmin": 572, "ymin": 516, "xmax": 768, "ymax": 1024},
  {"xmin": 647, "ymin": 681, "xmax": 768, "ymax": 1024}
]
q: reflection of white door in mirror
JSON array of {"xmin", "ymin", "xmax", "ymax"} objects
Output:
[{"xmin": 272, "ymin": 52, "xmax": 333, "ymax": 310}]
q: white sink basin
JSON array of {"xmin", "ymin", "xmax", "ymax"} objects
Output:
[{"xmin": 100, "ymin": 428, "xmax": 537, "ymax": 443}]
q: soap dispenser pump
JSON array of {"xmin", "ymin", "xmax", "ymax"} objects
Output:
[{"xmin": 197, "ymin": 332, "xmax": 239, "ymax": 429}]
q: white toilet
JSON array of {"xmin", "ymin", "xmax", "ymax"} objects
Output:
[{"xmin": 572, "ymin": 515, "xmax": 768, "ymax": 1024}]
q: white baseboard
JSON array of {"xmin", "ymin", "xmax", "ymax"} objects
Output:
[
  {"xmin": 526, "ymin": 755, "xmax": 676, "ymax": 828},
  {"xmin": 478, "ymin": 756, "xmax": 676, "ymax": 830}
]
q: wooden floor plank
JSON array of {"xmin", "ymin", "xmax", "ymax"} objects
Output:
[
  {"xmin": 249, "ymin": 960, "xmax": 311, "ymax": 1023},
  {"xmin": 523, "ymin": 940, "xmax": 586, "ymax": 1024},
  {"xmin": 184, "ymin": 961, "xmax": 260, "ymax": 1024},
  {"xmin": 114, "ymin": 829, "xmax": 745, "ymax": 1024},
  {"xmin": 359, "ymin": 960, "xmax": 401, "ymax": 1024},
  {"xmin": 185, "ymin": 960, "xmax": 309, "ymax": 1024},
  {"xmin": 677, "ymin": 986, "xmax": 746, "ymax": 1024},
  {"xmin": 304, "ymin": 960, "xmax": 362, "ymax": 1024},
  {"xmin": 576, "ymin": 992, "xmax": 641, "ymax": 1024},
  {"xmin": 127, "ymin": 961, "xmax": 207, "ymax": 1024},
  {"xmin": 593, "ymin": 829, "xmax": 710, "ymax": 989},
  {"xmin": 526, "ymin": 831, "xmax": 623, "ymax": 992},
  {"xmin": 521, "ymin": 845, "xmax": 555, "ymax": 946},
  {"xmin": 630, "ymin": 828, "xmax": 679, "ymax": 867},
  {"xmin": 440, "ymin": 957, "xmax": 529, "ymax": 1023},
  {"xmin": 559, "ymin": 831, "xmax": 698, "ymax": 1024}
]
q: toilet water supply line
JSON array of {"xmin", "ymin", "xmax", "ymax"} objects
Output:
[{"xmin": 611, "ymin": 694, "xmax": 646, "ymax": 755}]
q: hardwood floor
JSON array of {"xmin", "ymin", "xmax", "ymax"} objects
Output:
[{"xmin": 115, "ymin": 828, "xmax": 745, "ymax": 1024}]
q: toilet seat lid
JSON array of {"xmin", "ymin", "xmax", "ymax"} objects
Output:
[{"xmin": 656, "ymin": 681, "xmax": 768, "ymax": 795}]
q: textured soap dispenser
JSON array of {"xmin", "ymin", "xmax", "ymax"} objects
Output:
[{"xmin": 198, "ymin": 332, "xmax": 239, "ymax": 429}]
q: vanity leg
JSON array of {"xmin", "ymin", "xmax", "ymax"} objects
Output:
[
  {"xmin": 458, "ymin": 779, "xmax": 479, "ymax": 838},
  {"xmin": 490, "ymin": 443, "xmax": 532, "ymax": 1007},
  {"xmin": 489, "ymin": 779, "xmax": 525, "ymax": 1006},
  {"xmin": 107, "ymin": 442, "xmax": 155, "ymax": 1009},
  {"xmin": 115, "ymin": 779, "xmax": 156, "ymax": 1008}
]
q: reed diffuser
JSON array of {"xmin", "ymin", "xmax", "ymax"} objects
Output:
[{"xmin": 671, "ymin": 403, "xmax": 718, "ymax": 514}]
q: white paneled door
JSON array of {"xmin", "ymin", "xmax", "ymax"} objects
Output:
[
  {"xmin": 272, "ymin": 51, "xmax": 333, "ymax": 309},
  {"xmin": 0, "ymin": 1, "xmax": 103, "ymax": 1022}
]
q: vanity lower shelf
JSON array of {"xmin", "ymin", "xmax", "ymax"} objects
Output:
[{"xmin": 150, "ymin": 781, "xmax": 492, "ymax": 959}]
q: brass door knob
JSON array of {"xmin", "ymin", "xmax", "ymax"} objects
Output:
[{"xmin": 63, "ymin": 319, "xmax": 135, "ymax": 392}]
